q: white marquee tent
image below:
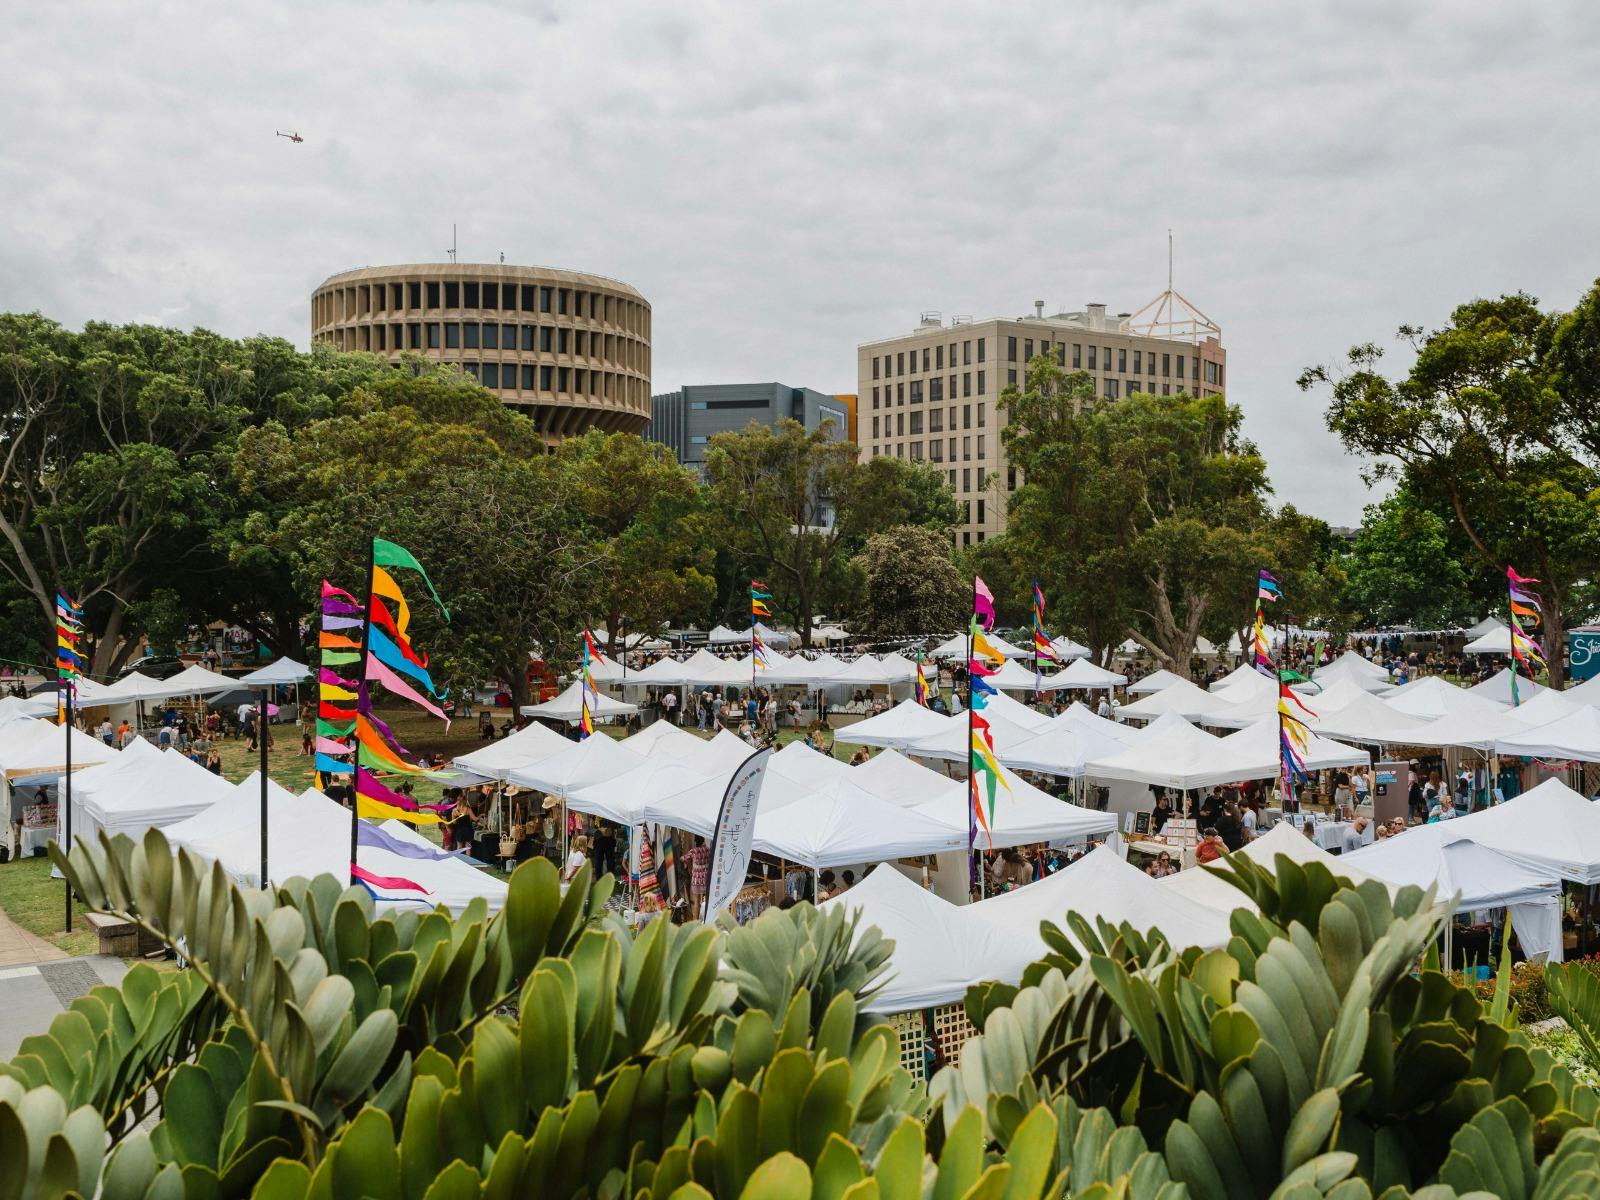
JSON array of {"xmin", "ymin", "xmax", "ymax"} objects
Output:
[
  {"xmin": 1308, "ymin": 690, "xmax": 1430, "ymax": 745},
  {"xmin": 929, "ymin": 632, "xmax": 1031, "ymax": 661},
  {"xmin": 0, "ymin": 716, "xmax": 121, "ymax": 783},
  {"xmin": 834, "ymin": 700, "xmax": 953, "ymax": 750},
  {"xmin": 519, "ymin": 680, "xmax": 638, "ymax": 722},
  {"xmin": 1438, "ymin": 778, "xmax": 1600, "ymax": 884},
  {"xmin": 67, "ymin": 741, "xmax": 231, "ymax": 849},
  {"xmin": 1162, "ymin": 821, "xmax": 1395, "ymax": 915},
  {"xmin": 1463, "ymin": 622, "xmax": 1512, "ymax": 655},
  {"xmin": 1383, "ymin": 676, "xmax": 1506, "ymax": 722},
  {"xmin": 1467, "ymin": 667, "xmax": 1548, "ymax": 706},
  {"xmin": 452, "ymin": 721, "xmax": 573, "ymax": 781},
  {"xmin": 506, "ymin": 732, "xmax": 644, "ymax": 797},
  {"xmin": 1114, "ymin": 677, "xmax": 1236, "ymax": 723},
  {"xmin": 1126, "ymin": 668, "xmax": 1185, "ymax": 696},
  {"xmin": 1044, "ymin": 657, "xmax": 1127, "ymax": 690},
  {"xmin": 1495, "ymin": 706, "xmax": 1600, "ymax": 762}
]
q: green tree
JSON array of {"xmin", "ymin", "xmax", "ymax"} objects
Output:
[
  {"xmin": 707, "ymin": 422, "xmax": 953, "ymax": 649},
  {"xmin": 1002, "ymin": 355, "xmax": 1277, "ymax": 675},
  {"xmin": 0, "ymin": 315, "xmax": 398, "ymax": 673},
  {"xmin": 1304, "ymin": 287, "xmax": 1600, "ymax": 682},
  {"xmin": 553, "ymin": 430, "xmax": 715, "ymax": 644},
  {"xmin": 1344, "ymin": 489, "xmax": 1475, "ymax": 629},
  {"xmin": 849, "ymin": 524, "xmax": 968, "ymax": 638},
  {"xmin": 236, "ymin": 373, "xmax": 591, "ymax": 707}
]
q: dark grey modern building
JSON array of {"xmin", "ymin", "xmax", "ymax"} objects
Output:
[{"xmin": 647, "ymin": 383, "xmax": 854, "ymax": 471}]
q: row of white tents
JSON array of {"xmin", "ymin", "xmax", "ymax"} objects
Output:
[{"xmin": 829, "ymin": 775, "xmax": 1600, "ymax": 1011}]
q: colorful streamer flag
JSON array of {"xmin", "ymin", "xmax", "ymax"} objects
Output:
[
  {"xmin": 55, "ymin": 592, "xmax": 84, "ymax": 719},
  {"xmin": 357, "ymin": 821, "xmax": 468, "ymax": 862},
  {"xmin": 579, "ymin": 629, "xmax": 600, "ymax": 738},
  {"xmin": 317, "ymin": 579, "xmax": 358, "ymax": 788},
  {"xmin": 1278, "ymin": 680, "xmax": 1317, "ymax": 799},
  {"xmin": 968, "ymin": 576, "xmax": 1008, "ymax": 846},
  {"xmin": 914, "ymin": 650, "xmax": 933, "ymax": 707},
  {"xmin": 656, "ymin": 826, "xmax": 677, "ymax": 899},
  {"xmin": 1252, "ymin": 569, "xmax": 1279, "ymax": 678},
  {"xmin": 1507, "ymin": 566, "xmax": 1547, "ymax": 707},
  {"xmin": 1031, "ymin": 580, "xmax": 1059, "ymax": 688},
  {"xmin": 633, "ymin": 826, "xmax": 664, "ymax": 909},
  {"xmin": 750, "ymin": 582, "xmax": 771, "ymax": 672}
]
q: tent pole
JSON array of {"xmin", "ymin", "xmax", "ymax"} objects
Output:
[{"xmin": 62, "ymin": 670, "xmax": 73, "ymax": 934}]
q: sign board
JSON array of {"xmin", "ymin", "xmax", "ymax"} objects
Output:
[
  {"xmin": 1374, "ymin": 759, "xmax": 1410, "ymax": 826},
  {"xmin": 703, "ymin": 747, "xmax": 772, "ymax": 923},
  {"xmin": 1570, "ymin": 630, "xmax": 1600, "ymax": 682}
]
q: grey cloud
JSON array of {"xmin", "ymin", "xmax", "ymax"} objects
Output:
[{"xmin": 4, "ymin": 0, "xmax": 1600, "ymax": 524}]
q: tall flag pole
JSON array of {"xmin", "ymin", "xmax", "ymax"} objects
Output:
[
  {"xmin": 1257, "ymin": 571, "xmax": 1316, "ymax": 805},
  {"xmin": 1253, "ymin": 569, "xmax": 1280, "ymax": 678},
  {"xmin": 316, "ymin": 539, "xmax": 451, "ymax": 899},
  {"xmin": 55, "ymin": 592, "xmax": 84, "ymax": 933},
  {"xmin": 750, "ymin": 581, "xmax": 772, "ymax": 700},
  {"xmin": 1506, "ymin": 566, "xmax": 1547, "ymax": 708},
  {"xmin": 579, "ymin": 629, "xmax": 600, "ymax": 739},
  {"xmin": 968, "ymin": 577, "xmax": 1009, "ymax": 855},
  {"xmin": 1030, "ymin": 580, "xmax": 1059, "ymax": 692}
]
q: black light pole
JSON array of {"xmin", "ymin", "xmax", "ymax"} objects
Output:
[{"xmin": 258, "ymin": 686, "xmax": 270, "ymax": 889}]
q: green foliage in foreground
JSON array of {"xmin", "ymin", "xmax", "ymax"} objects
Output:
[{"xmin": 10, "ymin": 831, "xmax": 1600, "ymax": 1197}]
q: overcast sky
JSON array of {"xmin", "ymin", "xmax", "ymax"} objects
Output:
[{"xmin": 4, "ymin": 1, "xmax": 1598, "ymax": 525}]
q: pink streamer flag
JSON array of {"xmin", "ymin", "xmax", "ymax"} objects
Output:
[
  {"xmin": 355, "ymin": 771, "xmax": 424, "ymax": 811},
  {"xmin": 974, "ymin": 576, "xmax": 997, "ymax": 631},
  {"xmin": 366, "ymin": 652, "xmax": 450, "ymax": 724},
  {"xmin": 315, "ymin": 735, "xmax": 352, "ymax": 756},
  {"xmin": 350, "ymin": 863, "xmax": 430, "ymax": 894}
]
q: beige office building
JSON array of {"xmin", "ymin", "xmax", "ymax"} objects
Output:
[
  {"xmin": 857, "ymin": 301, "xmax": 1226, "ymax": 544},
  {"xmin": 311, "ymin": 263, "xmax": 651, "ymax": 441}
]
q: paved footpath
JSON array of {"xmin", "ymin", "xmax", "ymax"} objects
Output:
[{"xmin": 0, "ymin": 909, "xmax": 127, "ymax": 1060}]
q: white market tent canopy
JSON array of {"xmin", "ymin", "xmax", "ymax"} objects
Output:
[
  {"xmin": 1050, "ymin": 636, "xmax": 1092, "ymax": 661},
  {"xmin": 707, "ymin": 622, "xmax": 792, "ymax": 649},
  {"xmin": 750, "ymin": 778, "xmax": 968, "ymax": 868},
  {"xmin": 903, "ymin": 694, "xmax": 1051, "ymax": 763},
  {"xmin": 1438, "ymin": 778, "xmax": 1600, "ymax": 884},
  {"xmin": 1383, "ymin": 676, "xmax": 1506, "ymax": 722},
  {"xmin": 972, "ymin": 846, "xmax": 1234, "ymax": 958},
  {"xmin": 621, "ymin": 719, "xmax": 704, "ymax": 759},
  {"xmin": 237, "ymin": 658, "xmax": 313, "ymax": 686},
  {"xmin": 985, "ymin": 659, "xmax": 1053, "ymax": 692},
  {"xmin": 821, "ymin": 866, "xmax": 1037, "ymax": 1012},
  {"xmin": 1115, "ymin": 677, "xmax": 1235, "ymax": 723},
  {"xmin": 1467, "ymin": 667, "xmax": 1548, "ymax": 706},
  {"xmin": 929, "ymin": 632, "xmax": 1031, "ymax": 661},
  {"xmin": 1083, "ymin": 715, "xmax": 1219, "ymax": 788},
  {"xmin": 834, "ymin": 700, "xmax": 954, "ymax": 750},
  {"xmin": 1209, "ymin": 663, "xmax": 1265, "ymax": 692},
  {"xmin": 1162, "ymin": 821, "xmax": 1396, "ymax": 915},
  {"xmin": 1308, "ymin": 653, "xmax": 1394, "ymax": 695},
  {"xmin": 0, "ymin": 694, "xmax": 57, "ymax": 721},
  {"xmin": 451, "ymin": 721, "xmax": 572, "ymax": 781},
  {"xmin": 1127, "ymin": 668, "xmax": 1185, "ymax": 696},
  {"xmin": 1001, "ymin": 708, "xmax": 1134, "ymax": 777},
  {"xmin": 1045, "ymin": 657, "xmax": 1127, "ymax": 690},
  {"xmin": 1309, "ymin": 690, "xmax": 1431, "ymax": 745},
  {"xmin": 1345, "ymin": 827, "xmax": 1560, "ymax": 912},
  {"xmin": 68, "ymin": 741, "xmax": 231, "ymax": 849},
  {"xmin": 519, "ymin": 680, "xmax": 638, "ymax": 722},
  {"xmin": 0, "ymin": 716, "xmax": 121, "ymax": 782},
  {"xmin": 165, "ymin": 774, "xmax": 508, "ymax": 911},
  {"xmin": 1495, "ymin": 706, "xmax": 1600, "ymax": 762},
  {"xmin": 1463, "ymin": 622, "xmax": 1512, "ymax": 655},
  {"xmin": 1086, "ymin": 715, "xmax": 1367, "ymax": 791},
  {"xmin": 1564, "ymin": 675, "xmax": 1600, "ymax": 706},
  {"xmin": 829, "ymin": 655, "xmax": 900, "ymax": 688},
  {"xmin": 875, "ymin": 653, "xmax": 920, "ymax": 683},
  {"xmin": 506, "ymin": 730, "xmax": 643, "ymax": 797}
]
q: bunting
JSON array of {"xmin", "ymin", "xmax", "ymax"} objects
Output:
[
  {"xmin": 1507, "ymin": 566, "xmax": 1547, "ymax": 707},
  {"xmin": 1031, "ymin": 580, "xmax": 1059, "ymax": 689},
  {"xmin": 968, "ymin": 576, "xmax": 1009, "ymax": 845},
  {"xmin": 1252, "ymin": 569, "xmax": 1279, "ymax": 678}
]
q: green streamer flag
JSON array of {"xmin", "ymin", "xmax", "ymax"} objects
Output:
[{"xmin": 373, "ymin": 538, "xmax": 450, "ymax": 621}]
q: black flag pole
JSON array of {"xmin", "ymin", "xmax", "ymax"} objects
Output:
[
  {"xmin": 349, "ymin": 537, "xmax": 378, "ymax": 888},
  {"xmin": 258, "ymin": 685, "xmax": 270, "ymax": 889}
]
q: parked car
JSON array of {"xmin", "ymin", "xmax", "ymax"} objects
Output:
[{"xmin": 117, "ymin": 655, "xmax": 186, "ymax": 680}]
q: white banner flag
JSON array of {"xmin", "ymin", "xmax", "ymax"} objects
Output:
[{"xmin": 703, "ymin": 747, "xmax": 772, "ymax": 924}]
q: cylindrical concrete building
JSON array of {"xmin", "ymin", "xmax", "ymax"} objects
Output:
[{"xmin": 311, "ymin": 263, "xmax": 651, "ymax": 439}]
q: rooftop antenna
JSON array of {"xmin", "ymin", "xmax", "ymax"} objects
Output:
[
  {"xmin": 446, "ymin": 224, "xmax": 457, "ymax": 263},
  {"xmin": 1119, "ymin": 227, "xmax": 1221, "ymax": 344},
  {"xmin": 499, "ymin": 250, "xmax": 505, "ymax": 264}
]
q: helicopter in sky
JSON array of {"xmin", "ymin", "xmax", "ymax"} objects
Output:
[{"xmin": 275, "ymin": 130, "xmax": 304, "ymax": 144}]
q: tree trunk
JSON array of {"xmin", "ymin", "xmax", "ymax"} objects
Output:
[
  {"xmin": 92, "ymin": 598, "xmax": 128, "ymax": 678},
  {"xmin": 505, "ymin": 658, "xmax": 532, "ymax": 712},
  {"xmin": 1543, "ymin": 588, "xmax": 1567, "ymax": 689}
]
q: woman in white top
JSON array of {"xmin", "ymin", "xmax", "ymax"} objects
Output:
[{"xmin": 564, "ymin": 834, "xmax": 591, "ymax": 883}]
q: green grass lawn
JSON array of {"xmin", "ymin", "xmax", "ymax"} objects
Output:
[{"xmin": 0, "ymin": 705, "xmax": 818, "ymax": 959}]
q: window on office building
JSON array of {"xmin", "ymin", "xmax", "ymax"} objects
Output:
[
  {"xmin": 1118, "ymin": 348, "xmax": 1127, "ymax": 372},
  {"xmin": 910, "ymin": 381, "xmax": 922, "ymax": 403},
  {"xmin": 407, "ymin": 322, "xmax": 421, "ymax": 349},
  {"xmin": 976, "ymin": 435, "xmax": 985, "ymax": 459},
  {"xmin": 540, "ymin": 327, "xmax": 553, "ymax": 352},
  {"xmin": 910, "ymin": 411, "xmax": 923, "ymax": 434},
  {"xmin": 963, "ymin": 437, "xmax": 972, "ymax": 461},
  {"xmin": 921, "ymin": 348, "xmax": 930, "ymax": 372},
  {"xmin": 1192, "ymin": 357, "xmax": 1201, "ymax": 382},
  {"xmin": 1105, "ymin": 380, "xmax": 1119, "ymax": 399},
  {"xmin": 896, "ymin": 383, "xmax": 905, "ymax": 405},
  {"xmin": 444, "ymin": 323, "xmax": 461, "ymax": 349},
  {"xmin": 539, "ymin": 365, "xmax": 553, "ymax": 390},
  {"xmin": 521, "ymin": 285, "xmax": 536, "ymax": 312},
  {"xmin": 872, "ymin": 416, "xmax": 880, "ymax": 438},
  {"xmin": 930, "ymin": 439, "xmax": 943, "ymax": 462},
  {"xmin": 930, "ymin": 377, "xmax": 943, "ymax": 403},
  {"xmin": 1008, "ymin": 369, "xmax": 1017, "ymax": 386},
  {"xmin": 481, "ymin": 362, "xmax": 499, "ymax": 388},
  {"xmin": 976, "ymin": 468, "xmax": 986, "ymax": 490},
  {"xmin": 977, "ymin": 498, "xmax": 985, "ymax": 524},
  {"xmin": 465, "ymin": 282, "xmax": 481, "ymax": 308},
  {"xmin": 1024, "ymin": 339, "xmax": 1033, "ymax": 361},
  {"xmin": 521, "ymin": 365, "xmax": 535, "ymax": 389},
  {"xmin": 464, "ymin": 323, "xmax": 481, "ymax": 349},
  {"xmin": 963, "ymin": 469, "xmax": 971, "ymax": 492},
  {"xmin": 558, "ymin": 366, "xmax": 571, "ymax": 391},
  {"xmin": 896, "ymin": 413, "xmax": 905, "ymax": 435},
  {"xmin": 977, "ymin": 338, "xmax": 986, "ymax": 362},
  {"xmin": 896, "ymin": 352, "xmax": 905, "ymax": 375},
  {"xmin": 910, "ymin": 442, "xmax": 923, "ymax": 460},
  {"xmin": 1007, "ymin": 336, "xmax": 1017, "ymax": 362},
  {"xmin": 1176, "ymin": 354, "xmax": 1186, "ymax": 381},
  {"xmin": 1087, "ymin": 346, "xmax": 1097, "ymax": 370},
  {"xmin": 948, "ymin": 469, "xmax": 957, "ymax": 488},
  {"xmin": 962, "ymin": 404, "xmax": 971, "ymax": 429},
  {"xmin": 408, "ymin": 282, "xmax": 423, "ymax": 309},
  {"xmin": 1162, "ymin": 384, "xmax": 1171, "ymax": 396},
  {"xmin": 520, "ymin": 325, "xmax": 535, "ymax": 351},
  {"xmin": 871, "ymin": 386, "xmax": 879, "ymax": 408},
  {"xmin": 444, "ymin": 282, "xmax": 460, "ymax": 308},
  {"xmin": 896, "ymin": 443, "xmax": 904, "ymax": 459},
  {"xmin": 426, "ymin": 282, "xmax": 441, "ymax": 308},
  {"xmin": 1007, "ymin": 467, "xmax": 1017, "ymax": 490},
  {"xmin": 977, "ymin": 370, "xmax": 985, "ymax": 395},
  {"xmin": 539, "ymin": 287, "xmax": 552, "ymax": 312},
  {"xmin": 977, "ymin": 404, "xmax": 985, "ymax": 427},
  {"xmin": 1134, "ymin": 350, "xmax": 1142, "ymax": 374},
  {"xmin": 963, "ymin": 340, "xmax": 972, "ymax": 365},
  {"xmin": 960, "ymin": 372, "xmax": 969, "ymax": 398},
  {"xmin": 935, "ymin": 345, "xmax": 943, "ymax": 369},
  {"xmin": 930, "ymin": 408, "xmax": 943, "ymax": 432},
  {"xmin": 486, "ymin": 324, "xmax": 502, "ymax": 350},
  {"xmin": 872, "ymin": 358, "xmax": 879, "ymax": 380},
  {"xmin": 1163, "ymin": 353, "xmax": 1171, "ymax": 377}
]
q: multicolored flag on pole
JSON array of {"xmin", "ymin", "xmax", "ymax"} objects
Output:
[
  {"xmin": 750, "ymin": 581, "xmax": 771, "ymax": 672},
  {"xmin": 914, "ymin": 649, "xmax": 934, "ymax": 707},
  {"xmin": 1252, "ymin": 569, "xmax": 1279, "ymax": 678},
  {"xmin": 580, "ymin": 629, "xmax": 601, "ymax": 738},
  {"xmin": 1506, "ymin": 566, "xmax": 1547, "ymax": 707},
  {"xmin": 1031, "ymin": 580, "xmax": 1059, "ymax": 688},
  {"xmin": 55, "ymin": 593, "xmax": 84, "ymax": 718},
  {"xmin": 967, "ymin": 576, "xmax": 1010, "ymax": 845}
]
